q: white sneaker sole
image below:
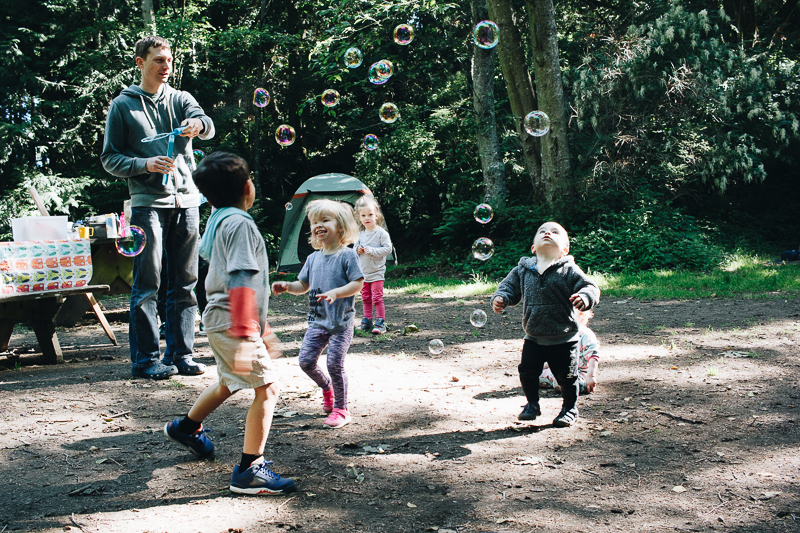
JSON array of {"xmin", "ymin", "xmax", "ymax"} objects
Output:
[{"xmin": 229, "ymin": 484, "xmax": 290, "ymax": 495}]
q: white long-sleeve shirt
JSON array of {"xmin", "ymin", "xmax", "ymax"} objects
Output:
[{"xmin": 355, "ymin": 227, "xmax": 392, "ymax": 282}]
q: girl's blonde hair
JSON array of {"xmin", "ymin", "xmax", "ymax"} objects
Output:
[
  {"xmin": 305, "ymin": 199, "xmax": 360, "ymax": 250},
  {"xmin": 354, "ymin": 195, "xmax": 385, "ymax": 230}
]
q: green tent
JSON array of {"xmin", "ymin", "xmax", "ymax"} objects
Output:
[{"xmin": 276, "ymin": 173, "xmax": 396, "ymax": 273}]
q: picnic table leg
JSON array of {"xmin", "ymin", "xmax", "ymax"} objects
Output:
[
  {"xmin": 31, "ymin": 318, "xmax": 63, "ymax": 364},
  {"xmin": 0, "ymin": 318, "xmax": 15, "ymax": 351},
  {"xmin": 85, "ymin": 293, "xmax": 117, "ymax": 345}
]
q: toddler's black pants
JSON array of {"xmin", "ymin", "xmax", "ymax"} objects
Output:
[{"xmin": 518, "ymin": 339, "xmax": 579, "ymax": 412}]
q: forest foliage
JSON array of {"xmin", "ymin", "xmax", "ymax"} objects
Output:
[{"xmin": 1, "ymin": 0, "xmax": 798, "ymax": 276}]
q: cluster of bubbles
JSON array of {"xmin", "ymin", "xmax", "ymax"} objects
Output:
[
  {"xmin": 524, "ymin": 110, "xmax": 550, "ymax": 137},
  {"xmin": 394, "ymin": 24, "xmax": 414, "ymax": 45},
  {"xmin": 428, "ymin": 339, "xmax": 444, "ymax": 355},
  {"xmin": 368, "ymin": 60, "xmax": 394, "ymax": 85},
  {"xmin": 379, "ymin": 103, "xmax": 400, "ymax": 124},
  {"xmin": 115, "ymin": 225, "xmax": 146, "ymax": 257},
  {"xmin": 253, "ymin": 88, "xmax": 270, "ymax": 108},
  {"xmin": 321, "ymin": 89, "xmax": 340, "ymax": 107},
  {"xmin": 363, "ymin": 134, "xmax": 379, "ymax": 150},
  {"xmin": 474, "ymin": 20, "xmax": 500, "ymax": 49},
  {"xmin": 275, "ymin": 125, "xmax": 296, "ymax": 147}
]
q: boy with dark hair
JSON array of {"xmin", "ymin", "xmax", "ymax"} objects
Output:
[
  {"xmin": 492, "ymin": 222, "xmax": 600, "ymax": 427},
  {"xmin": 164, "ymin": 152, "xmax": 296, "ymax": 495}
]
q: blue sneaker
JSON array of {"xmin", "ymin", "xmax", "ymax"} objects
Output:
[
  {"xmin": 230, "ymin": 461, "xmax": 297, "ymax": 495},
  {"xmin": 132, "ymin": 362, "xmax": 177, "ymax": 380},
  {"xmin": 518, "ymin": 403, "xmax": 541, "ymax": 421},
  {"xmin": 163, "ymin": 419, "xmax": 214, "ymax": 458},
  {"xmin": 371, "ymin": 318, "xmax": 387, "ymax": 335}
]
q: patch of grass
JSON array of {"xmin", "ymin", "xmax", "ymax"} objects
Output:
[
  {"xmin": 706, "ymin": 367, "xmax": 719, "ymax": 376},
  {"xmin": 471, "ymin": 330, "xmax": 481, "ymax": 337},
  {"xmin": 385, "ymin": 274, "xmax": 496, "ymax": 298},
  {"xmin": 167, "ymin": 379, "xmax": 186, "ymax": 388},
  {"xmin": 684, "ymin": 322, "xmax": 695, "ymax": 327}
]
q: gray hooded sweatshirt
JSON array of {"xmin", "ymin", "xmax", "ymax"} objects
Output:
[
  {"xmin": 493, "ymin": 255, "xmax": 600, "ymax": 345},
  {"xmin": 101, "ymin": 84, "xmax": 215, "ymax": 208}
]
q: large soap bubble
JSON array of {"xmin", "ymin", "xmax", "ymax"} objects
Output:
[
  {"xmin": 344, "ymin": 47, "xmax": 363, "ymax": 68},
  {"xmin": 321, "ymin": 89, "xmax": 340, "ymax": 107},
  {"xmin": 524, "ymin": 111, "xmax": 550, "ymax": 137},
  {"xmin": 253, "ymin": 88, "xmax": 270, "ymax": 108},
  {"xmin": 275, "ymin": 125, "xmax": 296, "ymax": 146},
  {"xmin": 472, "ymin": 237, "xmax": 494, "ymax": 261},
  {"xmin": 473, "ymin": 20, "xmax": 500, "ymax": 49},
  {"xmin": 470, "ymin": 309, "xmax": 487, "ymax": 328},
  {"xmin": 379, "ymin": 103, "xmax": 400, "ymax": 124},
  {"xmin": 474, "ymin": 203, "xmax": 493, "ymax": 224},
  {"xmin": 429, "ymin": 339, "xmax": 444, "ymax": 355},
  {"xmin": 394, "ymin": 24, "xmax": 414, "ymax": 45},
  {"xmin": 115, "ymin": 225, "xmax": 146, "ymax": 257},
  {"xmin": 368, "ymin": 60, "xmax": 394, "ymax": 85},
  {"xmin": 363, "ymin": 134, "xmax": 379, "ymax": 150}
]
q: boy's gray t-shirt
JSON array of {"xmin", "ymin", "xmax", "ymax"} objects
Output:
[
  {"xmin": 203, "ymin": 215, "xmax": 270, "ymax": 335},
  {"xmin": 298, "ymin": 247, "xmax": 364, "ymax": 333}
]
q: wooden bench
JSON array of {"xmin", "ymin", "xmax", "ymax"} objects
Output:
[{"xmin": 0, "ymin": 284, "xmax": 111, "ymax": 364}]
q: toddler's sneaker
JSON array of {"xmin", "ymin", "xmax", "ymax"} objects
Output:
[
  {"xmin": 518, "ymin": 403, "xmax": 541, "ymax": 421},
  {"xmin": 371, "ymin": 318, "xmax": 387, "ymax": 335},
  {"xmin": 323, "ymin": 407, "xmax": 351, "ymax": 429},
  {"xmin": 229, "ymin": 460, "xmax": 297, "ymax": 495},
  {"xmin": 322, "ymin": 388, "xmax": 334, "ymax": 414},
  {"xmin": 159, "ymin": 323, "xmax": 166, "ymax": 340},
  {"xmin": 359, "ymin": 317, "xmax": 373, "ymax": 332},
  {"xmin": 163, "ymin": 419, "xmax": 214, "ymax": 458},
  {"xmin": 553, "ymin": 406, "xmax": 579, "ymax": 427},
  {"xmin": 198, "ymin": 321, "xmax": 206, "ymax": 337}
]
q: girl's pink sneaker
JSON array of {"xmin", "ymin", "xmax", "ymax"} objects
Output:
[
  {"xmin": 322, "ymin": 389, "xmax": 334, "ymax": 413},
  {"xmin": 323, "ymin": 408, "xmax": 351, "ymax": 429}
]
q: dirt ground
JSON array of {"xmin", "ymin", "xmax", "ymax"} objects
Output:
[{"xmin": 1, "ymin": 290, "xmax": 799, "ymax": 533}]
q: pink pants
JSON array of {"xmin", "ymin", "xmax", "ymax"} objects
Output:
[{"xmin": 361, "ymin": 280, "xmax": 385, "ymax": 319}]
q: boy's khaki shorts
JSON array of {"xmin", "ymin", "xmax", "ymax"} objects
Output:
[{"xmin": 207, "ymin": 331, "xmax": 278, "ymax": 393}]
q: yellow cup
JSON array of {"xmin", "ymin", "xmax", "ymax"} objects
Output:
[{"xmin": 77, "ymin": 227, "xmax": 93, "ymax": 239}]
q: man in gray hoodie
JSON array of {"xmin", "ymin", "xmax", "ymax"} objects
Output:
[{"xmin": 101, "ymin": 35, "xmax": 215, "ymax": 379}]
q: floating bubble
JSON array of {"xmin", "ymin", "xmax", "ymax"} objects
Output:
[
  {"xmin": 474, "ymin": 203, "xmax": 493, "ymax": 224},
  {"xmin": 285, "ymin": 202, "xmax": 293, "ymax": 211},
  {"xmin": 474, "ymin": 20, "xmax": 500, "ymax": 49},
  {"xmin": 321, "ymin": 89, "xmax": 340, "ymax": 107},
  {"xmin": 253, "ymin": 88, "xmax": 270, "ymax": 108},
  {"xmin": 524, "ymin": 110, "xmax": 550, "ymax": 137},
  {"xmin": 379, "ymin": 103, "xmax": 400, "ymax": 124},
  {"xmin": 429, "ymin": 339, "xmax": 444, "ymax": 355},
  {"xmin": 275, "ymin": 125, "xmax": 296, "ymax": 146},
  {"xmin": 368, "ymin": 60, "xmax": 394, "ymax": 85},
  {"xmin": 115, "ymin": 225, "xmax": 146, "ymax": 257},
  {"xmin": 190, "ymin": 149, "xmax": 206, "ymax": 171},
  {"xmin": 363, "ymin": 134, "xmax": 379, "ymax": 150},
  {"xmin": 470, "ymin": 309, "xmax": 487, "ymax": 328},
  {"xmin": 394, "ymin": 24, "xmax": 414, "ymax": 45},
  {"xmin": 344, "ymin": 47, "xmax": 363, "ymax": 68},
  {"xmin": 472, "ymin": 237, "xmax": 494, "ymax": 261}
]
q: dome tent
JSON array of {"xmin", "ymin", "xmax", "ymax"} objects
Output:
[{"xmin": 276, "ymin": 173, "xmax": 396, "ymax": 273}]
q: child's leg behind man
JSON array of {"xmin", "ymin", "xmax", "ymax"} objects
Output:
[
  {"xmin": 298, "ymin": 327, "xmax": 353, "ymax": 428},
  {"xmin": 545, "ymin": 342, "xmax": 580, "ymax": 427}
]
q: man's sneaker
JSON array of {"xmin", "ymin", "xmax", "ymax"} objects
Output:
[
  {"xmin": 230, "ymin": 461, "xmax": 297, "ymax": 495},
  {"xmin": 371, "ymin": 318, "xmax": 387, "ymax": 335},
  {"xmin": 553, "ymin": 406, "xmax": 579, "ymax": 427},
  {"xmin": 518, "ymin": 403, "xmax": 541, "ymax": 421},
  {"xmin": 163, "ymin": 419, "xmax": 214, "ymax": 457},
  {"xmin": 359, "ymin": 317, "xmax": 373, "ymax": 332},
  {"xmin": 132, "ymin": 362, "xmax": 177, "ymax": 380},
  {"xmin": 322, "ymin": 388, "xmax": 334, "ymax": 414},
  {"xmin": 323, "ymin": 408, "xmax": 351, "ymax": 429}
]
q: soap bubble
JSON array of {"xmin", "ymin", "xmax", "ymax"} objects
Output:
[
  {"xmin": 394, "ymin": 24, "xmax": 414, "ymax": 45},
  {"xmin": 472, "ymin": 237, "xmax": 494, "ymax": 261},
  {"xmin": 470, "ymin": 309, "xmax": 487, "ymax": 328},
  {"xmin": 363, "ymin": 134, "xmax": 379, "ymax": 150},
  {"xmin": 344, "ymin": 47, "xmax": 363, "ymax": 68},
  {"xmin": 368, "ymin": 60, "xmax": 394, "ymax": 85},
  {"xmin": 190, "ymin": 149, "xmax": 206, "ymax": 171},
  {"xmin": 275, "ymin": 125, "xmax": 296, "ymax": 146},
  {"xmin": 253, "ymin": 88, "xmax": 270, "ymax": 108},
  {"xmin": 429, "ymin": 339, "xmax": 444, "ymax": 355},
  {"xmin": 115, "ymin": 225, "xmax": 146, "ymax": 257},
  {"xmin": 524, "ymin": 110, "xmax": 550, "ymax": 137},
  {"xmin": 474, "ymin": 203, "xmax": 493, "ymax": 224},
  {"xmin": 473, "ymin": 20, "xmax": 500, "ymax": 49},
  {"xmin": 379, "ymin": 103, "xmax": 400, "ymax": 124},
  {"xmin": 321, "ymin": 89, "xmax": 340, "ymax": 107},
  {"xmin": 285, "ymin": 202, "xmax": 293, "ymax": 211}
]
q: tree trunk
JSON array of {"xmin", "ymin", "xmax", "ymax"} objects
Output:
[
  {"xmin": 723, "ymin": 0, "xmax": 758, "ymax": 43},
  {"xmin": 485, "ymin": 0, "xmax": 543, "ymax": 200},
  {"xmin": 471, "ymin": 0, "xmax": 506, "ymax": 205},
  {"xmin": 141, "ymin": 0, "xmax": 155, "ymax": 34},
  {"xmin": 525, "ymin": 0, "xmax": 574, "ymax": 204}
]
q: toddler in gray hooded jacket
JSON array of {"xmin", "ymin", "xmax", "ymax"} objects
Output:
[{"xmin": 492, "ymin": 221, "xmax": 599, "ymax": 427}]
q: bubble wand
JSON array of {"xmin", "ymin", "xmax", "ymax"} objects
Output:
[{"xmin": 141, "ymin": 126, "xmax": 187, "ymax": 186}]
